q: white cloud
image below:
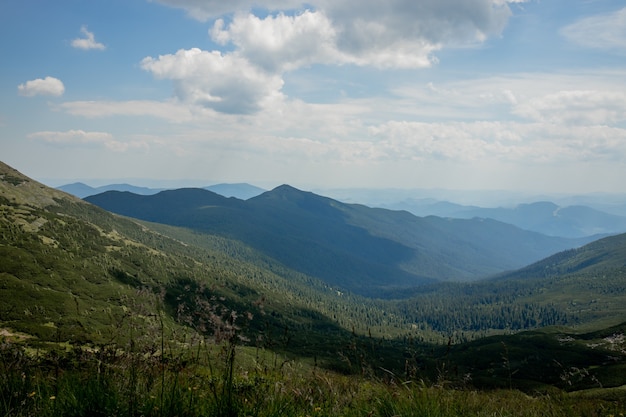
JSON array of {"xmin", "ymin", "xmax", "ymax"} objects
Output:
[
  {"xmin": 323, "ymin": 0, "xmax": 511, "ymax": 53},
  {"xmin": 28, "ymin": 130, "xmax": 147, "ymax": 152},
  {"xmin": 144, "ymin": 1, "xmax": 523, "ymax": 115},
  {"xmin": 210, "ymin": 11, "xmax": 339, "ymax": 72},
  {"xmin": 71, "ymin": 26, "xmax": 106, "ymax": 50},
  {"xmin": 17, "ymin": 76, "xmax": 65, "ymax": 97},
  {"xmin": 138, "ymin": 1, "xmax": 526, "ymax": 115},
  {"xmin": 141, "ymin": 48, "xmax": 284, "ymax": 114},
  {"xmin": 160, "ymin": 1, "xmax": 517, "ymax": 71},
  {"xmin": 211, "ymin": 9, "xmax": 440, "ymax": 70},
  {"xmin": 561, "ymin": 7, "xmax": 626, "ymax": 52}
]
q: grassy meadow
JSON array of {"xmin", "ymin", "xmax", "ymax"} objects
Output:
[{"xmin": 2, "ymin": 329, "xmax": 625, "ymax": 417}]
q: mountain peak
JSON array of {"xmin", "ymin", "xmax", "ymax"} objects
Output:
[
  {"xmin": 251, "ymin": 184, "xmax": 310, "ymax": 201},
  {"xmin": 272, "ymin": 184, "xmax": 302, "ymax": 193}
]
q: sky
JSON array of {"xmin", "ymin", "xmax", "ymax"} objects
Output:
[{"xmin": 1, "ymin": 0, "xmax": 625, "ymax": 194}]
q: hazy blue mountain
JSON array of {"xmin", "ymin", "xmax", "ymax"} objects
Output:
[
  {"xmin": 204, "ymin": 183, "xmax": 265, "ymax": 199},
  {"xmin": 57, "ymin": 182, "xmax": 163, "ymax": 198},
  {"xmin": 59, "ymin": 181, "xmax": 265, "ymax": 200},
  {"xmin": 380, "ymin": 199, "xmax": 626, "ymax": 238},
  {"xmin": 57, "ymin": 182, "xmax": 98, "ymax": 198},
  {"xmin": 453, "ymin": 202, "xmax": 626, "ymax": 238},
  {"xmin": 317, "ymin": 187, "xmax": 626, "ymax": 215},
  {"xmin": 60, "ymin": 182, "xmax": 626, "ymax": 237},
  {"xmin": 97, "ymin": 183, "xmax": 163, "ymax": 195},
  {"xmin": 85, "ymin": 185, "xmax": 597, "ymax": 296}
]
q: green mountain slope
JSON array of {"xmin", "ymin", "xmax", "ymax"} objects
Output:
[
  {"xmin": 86, "ymin": 184, "xmax": 595, "ymax": 296},
  {"xmin": 387, "ymin": 231, "xmax": 626, "ymax": 337},
  {"xmin": 0, "ymin": 162, "xmax": 358, "ymax": 350},
  {"xmin": 497, "ymin": 232, "xmax": 626, "ymax": 280}
]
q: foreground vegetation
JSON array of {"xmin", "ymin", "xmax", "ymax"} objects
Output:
[
  {"xmin": 2, "ymin": 331, "xmax": 625, "ymax": 417},
  {"xmin": 2, "ymin": 283, "xmax": 625, "ymax": 416}
]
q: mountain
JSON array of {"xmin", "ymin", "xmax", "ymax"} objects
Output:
[
  {"xmin": 56, "ymin": 182, "xmax": 98, "ymax": 198},
  {"xmin": 381, "ymin": 199, "xmax": 626, "ymax": 238},
  {"xmin": 60, "ymin": 182, "xmax": 626, "ymax": 238},
  {"xmin": 0, "ymin": 161, "xmax": 359, "ymax": 349},
  {"xmin": 450, "ymin": 202, "xmax": 626, "ymax": 238},
  {"xmin": 57, "ymin": 182, "xmax": 163, "ymax": 198},
  {"xmin": 495, "ymin": 232, "xmax": 626, "ymax": 281},
  {"xmin": 85, "ymin": 185, "xmax": 597, "ymax": 296},
  {"xmin": 58, "ymin": 181, "xmax": 265, "ymax": 200},
  {"xmin": 390, "ymin": 230, "xmax": 626, "ymax": 336}
]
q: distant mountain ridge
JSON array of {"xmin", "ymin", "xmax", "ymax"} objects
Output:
[
  {"xmin": 381, "ymin": 199, "xmax": 626, "ymax": 238},
  {"xmin": 85, "ymin": 185, "xmax": 597, "ymax": 296},
  {"xmin": 57, "ymin": 182, "xmax": 164, "ymax": 198},
  {"xmin": 58, "ymin": 181, "xmax": 265, "ymax": 200},
  {"xmin": 60, "ymin": 183, "xmax": 625, "ymax": 238}
]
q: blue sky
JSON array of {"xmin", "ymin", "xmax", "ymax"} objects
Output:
[{"xmin": 1, "ymin": 0, "xmax": 625, "ymax": 193}]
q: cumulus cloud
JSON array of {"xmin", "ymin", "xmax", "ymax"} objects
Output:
[
  {"xmin": 28, "ymin": 130, "xmax": 147, "ymax": 152},
  {"xmin": 210, "ymin": 11, "xmax": 339, "ymax": 72},
  {"xmin": 71, "ymin": 25, "xmax": 106, "ymax": 50},
  {"xmin": 153, "ymin": 0, "xmax": 519, "ymax": 70},
  {"xmin": 561, "ymin": 7, "xmax": 626, "ymax": 52},
  {"xmin": 17, "ymin": 76, "xmax": 65, "ymax": 97},
  {"xmin": 141, "ymin": 48, "xmax": 284, "ymax": 114},
  {"xmin": 141, "ymin": 1, "xmax": 525, "ymax": 114},
  {"xmin": 327, "ymin": 0, "xmax": 510, "ymax": 54},
  {"xmin": 208, "ymin": 1, "xmax": 515, "ymax": 70},
  {"xmin": 211, "ymin": 9, "xmax": 440, "ymax": 70}
]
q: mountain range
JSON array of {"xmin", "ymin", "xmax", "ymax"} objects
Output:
[
  {"xmin": 84, "ymin": 185, "xmax": 598, "ymax": 296},
  {"xmin": 61, "ymin": 182, "xmax": 626, "ymax": 239},
  {"xmin": 380, "ymin": 199, "xmax": 626, "ymax": 238},
  {"xmin": 57, "ymin": 181, "xmax": 266, "ymax": 200}
]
